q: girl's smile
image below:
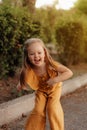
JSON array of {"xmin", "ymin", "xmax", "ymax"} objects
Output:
[
  {"xmin": 28, "ymin": 42, "xmax": 45, "ymax": 67},
  {"xmin": 34, "ymin": 57, "xmax": 42, "ymax": 65}
]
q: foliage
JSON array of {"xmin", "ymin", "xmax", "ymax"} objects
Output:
[
  {"xmin": 55, "ymin": 17, "xmax": 84, "ymax": 65},
  {"xmin": 0, "ymin": 5, "xmax": 42, "ymax": 78},
  {"xmin": 75, "ymin": 0, "xmax": 87, "ymax": 15},
  {"xmin": 23, "ymin": 0, "xmax": 36, "ymax": 12},
  {"xmin": 2, "ymin": 0, "xmax": 36, "ymax": 12},
  {"xmin": 81, "ymin": 17, "xmax": 87, "ymax": 62},
  {"xmin": 33, "ymin": 7, "xmax": 62, "ymax": 43}
]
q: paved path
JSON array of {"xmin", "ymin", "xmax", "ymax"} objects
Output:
[
  {"xmin": 62, "ymin": 85, "xmax": 87, "ymax": 130},
  {"xmin": 0, "ymin": 85, "xmax": 87, "ymax": 130}
]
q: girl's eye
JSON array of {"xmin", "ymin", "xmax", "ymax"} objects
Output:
[
  {"xmin": 38, "ymin": 52, "xmax": 41, "ymax": 54},
  {"xmin": 29, "ymin": 53, "xmax": 34, "ymax": 55}
]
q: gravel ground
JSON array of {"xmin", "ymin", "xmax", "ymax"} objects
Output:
[{"xmin": 0, "ymin": 85, "xmax": 87, "ymax": 130}]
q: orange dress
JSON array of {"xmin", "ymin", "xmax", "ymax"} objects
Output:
[{"xmin": 25, "ymin": 65, "xmax": 64, "ymax": 130}]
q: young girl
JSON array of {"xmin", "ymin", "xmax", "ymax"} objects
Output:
[{"xmin": 17, "ymin": 38, "xmax": 73, "ymax": 130}]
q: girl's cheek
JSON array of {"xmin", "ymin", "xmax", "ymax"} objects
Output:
[
  {"xmin": 28, "ymin": 55, "xmax": 32, "ymax": 60},
  {"xmin": 29, "ymin": 57, "xmax": 34, "ymax": 62}
]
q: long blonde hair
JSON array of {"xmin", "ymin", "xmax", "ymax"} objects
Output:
[{"xmin": 20, "ymin": 38, "xmax": 58, "ymax": 87}]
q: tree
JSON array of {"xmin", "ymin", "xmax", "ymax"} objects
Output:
[
  {"xmin": 2, "ymin": 0, "xmax": 22, "ymax": 6},
  {"xmin": 55, "ymin": 18, "xmax": 84, "ymax": 65},
  {"xmin": 2, "ymin": 0, "xmax": 36, "ymax": 12},
  {"xmin": 75, "ymin": 0, "xmax": 87, "ymax": 15},
  {"xmin": 23, "ymin": 0, "xmax": 36, "ymax": 12}
]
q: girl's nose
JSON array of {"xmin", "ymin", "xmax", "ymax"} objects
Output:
[{"xmin": 34, "ymin": 53, "xmax": 38, "ymax": 58}]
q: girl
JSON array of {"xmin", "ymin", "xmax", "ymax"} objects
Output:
[{"xmin": 17, "ymin": 38, "xmax": 73, "ymax": 130}]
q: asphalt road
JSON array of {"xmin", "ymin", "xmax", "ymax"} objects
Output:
[{"xmin": 1, "ymin": 85, "xmax": 87, "ymax": 130}]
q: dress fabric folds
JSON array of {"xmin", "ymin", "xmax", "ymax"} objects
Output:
[{"xmin": 25, "ymin": 66, "xmax": 64, "ymax": 130}]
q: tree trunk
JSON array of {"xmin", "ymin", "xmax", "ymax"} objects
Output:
[{"xmin": 23, "ymin": 0, "xmax": 36, "ymax": 12}]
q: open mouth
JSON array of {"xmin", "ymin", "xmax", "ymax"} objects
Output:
[{"xmin": 34, "ymin": 58, "xmax": 41, "ymax": 64}]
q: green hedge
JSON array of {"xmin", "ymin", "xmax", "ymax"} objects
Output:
[
  {"xmin": 0, "ymin": 5, "xmax": 42, "ymax": 78},
  {"xmin": 55, "ymin": 18, "xmax": 84, "ymax": 65}
]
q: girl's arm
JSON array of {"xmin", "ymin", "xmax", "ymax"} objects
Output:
[
  {"xmin": 47, "ymin": 63, "xmax": 73, "ymax": 86},
  {"xmin": 16, "ymin": 82, "xmax": 22, "ymax": 91},
  {"xmin": 16, "ymin": 82, "xmax": 30, "ymax": 91}
]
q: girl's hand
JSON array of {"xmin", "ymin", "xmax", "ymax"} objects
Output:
[
  {"xmin": 47, "ymin": 63, "xmax": 73, "ymax": 87},
  {"xmin": 46, "ymin": 78, "xmax": 56, "ymax": 87},
  {"xmin": 16, "ymin": 82, "xmax": 22, "ymax": 91},
  {"xmin": 17, "ymin": 82, "xmax": 31, "ymax": 91}
]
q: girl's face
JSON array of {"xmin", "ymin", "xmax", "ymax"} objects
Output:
[{"xmin": 27, "ymin": 42, "xmax": 45, "ymax": 67}]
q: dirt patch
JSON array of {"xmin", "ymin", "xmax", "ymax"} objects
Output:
[
  {"xmin": 68, "ymin": 62, "xmax": 87, "ymax": 77},
  {"xmin": 0, "ymin": 62, "xmax": 87, "ymax": 104},
  {"xmin": 0, "ymin": 73, "xmax": 19, "ymax": 104}
]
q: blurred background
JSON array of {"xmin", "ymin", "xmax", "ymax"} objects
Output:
[{"xmin": 0, "ymin": 0, "xmax": 87, "ymax": 101}]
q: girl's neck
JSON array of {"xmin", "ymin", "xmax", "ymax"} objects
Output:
[
  {"xmin": 33, "ymin": 62, "xmax": 46, "ymax": 76},
  {"xmin": 33, "ymin": 62, "xmax": 46, "ymax": 70}
]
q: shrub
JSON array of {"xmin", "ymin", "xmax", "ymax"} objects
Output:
[
  {"xmin": 0, "ymin": 5, "xmax": 42, "ymax": 78},
  {"xmin": 55, "ymin": 18, "xmax": 84, "ymax": 65}
]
